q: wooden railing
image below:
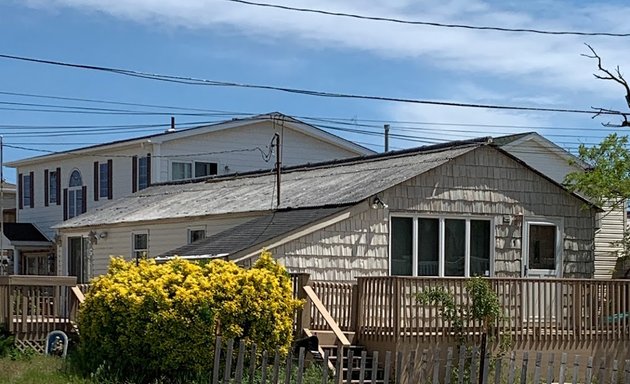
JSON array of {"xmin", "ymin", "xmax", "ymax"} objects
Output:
[
  {"xmin": 0, "ymin": 275, "xmax": 81, "ymax": 340},
  {"xmin": 291, "ymin": 274, "xmax": 356, "ymax": 332},
  {"xmin": 356, "ymin": 276, "xmax": 630, "ymax": 344}
]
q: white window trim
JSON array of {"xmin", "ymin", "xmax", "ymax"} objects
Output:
[
  {"xmin": 522, "ymin": 216, "xmax": 563, "ymax": 278},
  {"xmin": 169, "ymin": 160, "xmax": 193, "ymax": 180},
  {"xmin": 388, "ymin": 213, "xmax": 496, "ymax": 277},
  {"xmin": 187, "ymin": 225, "xmax": 207, "ymax": 244},
  {"xmin": 131, "ymin": 231, "xmax": 149, "ymax": 261}
]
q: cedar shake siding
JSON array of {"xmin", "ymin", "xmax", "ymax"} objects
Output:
[{"xmin": 271, "ymin": 147, "xmax": 595, "ymax": 282}]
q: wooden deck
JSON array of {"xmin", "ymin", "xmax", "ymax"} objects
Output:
[
  {"xmin": 0, "ymin": 275, "xmax": 83, "ymax": 342},
  {"xmin": 292, "ymin": 275, "xmax": 630, "ymax": 359}
]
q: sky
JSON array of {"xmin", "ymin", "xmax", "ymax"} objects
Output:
[{"xmin": 1, "ymin": 0, "xmax": 630, "ymax": 182}]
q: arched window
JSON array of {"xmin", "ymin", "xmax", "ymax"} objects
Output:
[{"xmin": 68, "ymin": 170, "xmax": 83, "ymax": 219}]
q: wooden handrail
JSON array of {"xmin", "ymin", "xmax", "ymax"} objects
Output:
[
  {"xmin": 303, "ymin": 285, "xmax": 351, "ymax": 347},
  {"xmin": 71, "ymin": 286, "xmax": 85, "ymax": 305}
]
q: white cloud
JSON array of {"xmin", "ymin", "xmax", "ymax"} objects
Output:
[{"xmin": 19, "ymin": 0, "xmax": 630, "ymax": 103}]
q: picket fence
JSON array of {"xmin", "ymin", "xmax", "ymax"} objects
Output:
[{"xmin": 214, "ymin": 337, "xmax": 630, "ymax": 384}]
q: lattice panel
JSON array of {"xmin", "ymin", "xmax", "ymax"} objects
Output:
[{"xmin": 14, "ymin": 338, "xmax": 46, "ymax": 354}]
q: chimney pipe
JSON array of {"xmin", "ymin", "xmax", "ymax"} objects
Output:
[{"xmin": 384, "ymin": 124, "xmax": 390, "ymax": 152}]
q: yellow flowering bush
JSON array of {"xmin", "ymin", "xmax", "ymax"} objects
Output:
[{"xmin": 76, "ymin": 251, "xmax": 301, "ymax": 382}]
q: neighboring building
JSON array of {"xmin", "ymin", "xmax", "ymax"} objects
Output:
[
  {"xmin": 6, "ymin": 113, "xmax": 373, "ymax": 276},
  {"xmin": 0, "ymin": 182, "xmax": 18, "ymax": 275},
  {"xmin": 0, "ymin": 223, "xmax": 52, "ymax": 275},
  {"xmin": 54, "ymin": 138, "xmax": 599, "ymax": 283},
  {"xmin": 497, "ymin": 132, "xmax": 625, "ymax": 279}
]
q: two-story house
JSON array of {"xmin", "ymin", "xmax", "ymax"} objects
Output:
[{"xmin": 6, "ymin": 113, "xmax": 373, "ymax": 277}]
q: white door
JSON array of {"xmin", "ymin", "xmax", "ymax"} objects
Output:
[{"xmin": 522, "ymin": 219, "xmax": 562, "ymax": 324}]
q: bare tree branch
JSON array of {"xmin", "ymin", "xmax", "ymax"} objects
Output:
[{"xmin": 583, "ymin": 43, "xmax": 630, "ymax": 110}]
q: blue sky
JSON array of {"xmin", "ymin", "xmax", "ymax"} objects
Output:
[{"xmin": 1, "ymin": 0, "xmax": 630, "ymax": 182}]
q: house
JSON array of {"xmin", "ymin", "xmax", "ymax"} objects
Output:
[
  {"xmin": 54, "ymin": 137, "xmax": 599, "ymax": 282},
  {"xmin": 6, "ymin": 113, "xmax": 373, "ymax": 277},
  {"xmin": 0, "ymin": 223, "xmax": 52, "ymax": 275},
  {"xmin": 497, "ymin": 132, "xmax": 625, "ymax": 279}
]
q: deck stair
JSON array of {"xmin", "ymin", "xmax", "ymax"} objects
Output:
[{"xmin": 297, "ymin": 330, "xmax": 386, "ymax": 384}]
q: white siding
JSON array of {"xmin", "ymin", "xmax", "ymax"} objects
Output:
[
  {"xmin": 14, "ymin": 120, "xmax": 362, "ymax": 239},
  {"xmin": 60, "ymin": 213, "xmax": 264, "ymax": 279},
  {"xmin": 157, "ymin": 121, "xmax": 359, "ymax": 180},
  {"xmin": 594, "ymin": 201, "xmax": 626, "ymax": 279},
  {"xmin": 17, "ymin": 144, "xmax": 152, "ymax": 238}
]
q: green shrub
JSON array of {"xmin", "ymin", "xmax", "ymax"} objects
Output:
[{"xmin": 76, "ymin": 251, "xmax": 301, "ymax": 383}]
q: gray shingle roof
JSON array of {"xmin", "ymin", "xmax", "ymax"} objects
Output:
[
  {"xmin": 159, "ymin": 206, "xmax": 348, "ymax": 258},
  {"xmin": 54, "ymin": 142, "xmax": 481, "ymax": 229}
]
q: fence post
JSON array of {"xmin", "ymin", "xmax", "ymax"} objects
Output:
[
  {"xmin": 351, "ymin": 279, "xmax": 360, "ymax": 334},
  {"xmin": 393, "ymin": 278, "xmax": 401, "ymax": 345},
  {"xmin": 295, "ymin": 273, "xmax": 312, "ymax": 333}
]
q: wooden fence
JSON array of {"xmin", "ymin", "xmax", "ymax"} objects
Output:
[
  {"xmin": 211, "ymin": 337, "xmax": 630, "ymax": 384},
  {"xmin": 0, "ymin": 275, "xmax": 83, "ymax": 349}
]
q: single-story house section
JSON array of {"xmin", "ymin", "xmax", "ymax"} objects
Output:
[
  {"xmin": 54, "ymin": 138, "xmax": 599, "ymax": 282},
  {"xmin": 1, "ymin": 223, "xmax": 54, "ymax": 275}
]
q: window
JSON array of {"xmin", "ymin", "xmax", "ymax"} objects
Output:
[
  {"xmin": 23, "ymin": 174, "xmax": 32, "ymax": 208},
  {"xmin": 171, "ymin": 161, "xmax": 192, "ymax": 180},
  {"xmin": 390, "ymin": 216, "xmax": 492, "ymax": 277},
  {"xmin": 195, "ymin": 162, "xmax": 218, "ymax": 178},
  {"xmin": 99, "ymin": 162, "xmax": 110, "ymax": 198},
  {"xmin": 138, "ymin": 156, "xmax": 149, "ymax": 190},
  {"xmin": 133, "ymin": 233, "xmax": 148, "ymax": 261},
  {"xmin": 68, "ymin": 237, "xmax": 89, "ymax": 283},
  {"xmin": 49, "ymin": 170, "xmax": 58, "ymax": 204},
  {"xmin": 68, "ymin": 170, "xmax": 84, "ymax": 219},
  {"xmin": 188, "ymin": 228, "xmax": 206, "ymax": 244}
]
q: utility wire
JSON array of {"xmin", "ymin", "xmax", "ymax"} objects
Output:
[
  {"xmin": 0, "ymin": 53, "xmax": 618, "ymax": 116},
  {"xmin": 224, "ymin": 0, "xmax": 630, "ymax": 37},
  {"xmin": 0, "ymin": 90, "xmax": 245, "ymax": 114}
]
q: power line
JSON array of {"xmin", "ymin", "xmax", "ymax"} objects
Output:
[
  {"xmin": 225, "ymin": 0, "xmax": 630, "ymax": 37},
  {"xmin": 0, "ymin": 88, "xmax": 625, "ymax": 133},
  {"xmin": 0, "ymin": 53, "xmax": 617, "ymax": 116},
  {"xmin": 3, "ymin": 143, "xmax": 272, "ymax": 160},
  {"xmin": 0, "ymin": 90, "xmax": 245, "ymax": 114}
]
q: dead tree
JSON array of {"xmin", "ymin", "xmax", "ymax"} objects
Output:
[{"xmin": 582, "ymin": 44, "xmax": 630, "ymax": 127}]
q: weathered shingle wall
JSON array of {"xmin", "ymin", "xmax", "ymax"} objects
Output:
[
  {"xmin": 272, "ymin": 146, "xmax": 595, "ymax": 280},
  {"xmin": 274, "ymin": 205, "xmax": 389, "ymax": 281}
]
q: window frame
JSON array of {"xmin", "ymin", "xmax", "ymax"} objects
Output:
[
  {"xmin": 170, "ymin": 160, "xmax": 193, "ymax": 181},
  {"xmin": 132, "ymin": 232, "xmax": 149, "ymax": 262},
  {"xmin": 48, "ymin": 170, "xmax": 58, "ymax": 205},
  {"xmin": 68, "ymin": 170, "xmax": 84, "ymax": 219},
  {"xmin": 138, "ymin": 156, "xmax": 149, "ymax": 190},
  {"xmin": 522, "ymin": 217, "xmax": 563, "ymax": 278},
  {"xmin": 389, "ymin": 213, "xmax": 495, "ymax": 277},
  {"xmin": 188, "ymin": 226, "xmax": 206, "ymax": 244},
  {"xmin": 99, "ymin": 162, "xmax": 109, "ymax": 198},
  {"xmin": 22, "ymin": 174, "xmax": 32, "ymax": 208}
]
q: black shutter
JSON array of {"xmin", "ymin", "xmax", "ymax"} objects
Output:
[
  {"xmin": 18, "ymin": 173, "xmax": 23, "ymax": 209},
  {"xmin": 29, "ymin": 171, "xmax": 34, "ymax": 208},
  {"xmin": 81, "ymin": 186, "xmax": 87, "ymax": 214},
  {"xmin": 44, "ymin": 169, "xmax": 49, "ymax": 207},
  {"xmin": 94, "ymin": 161, "xmax": 99, "ymax": 201},
  {"xmin": 56, "ymin": 167, "xmax": 61, "ymax": 206},
  {"xmin": 132, "ymin": 155, "xmax": 138, "ymax": 193},
  {"xmin": 63, "ymin": 188, "xmax": 68, "ymax": 221},
  {"xmin": 107, "ymin": 159, "xmax": 113, "ymax": 199}
]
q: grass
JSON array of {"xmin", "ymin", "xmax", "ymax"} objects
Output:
[{"xmin": 0, "ymin": 354, "xmax": 92, "ymax": 384}]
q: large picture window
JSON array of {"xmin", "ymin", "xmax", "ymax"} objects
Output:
[{"xmin": 390, "ymin": 216, "xmax": 492, "ymax": 277}]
